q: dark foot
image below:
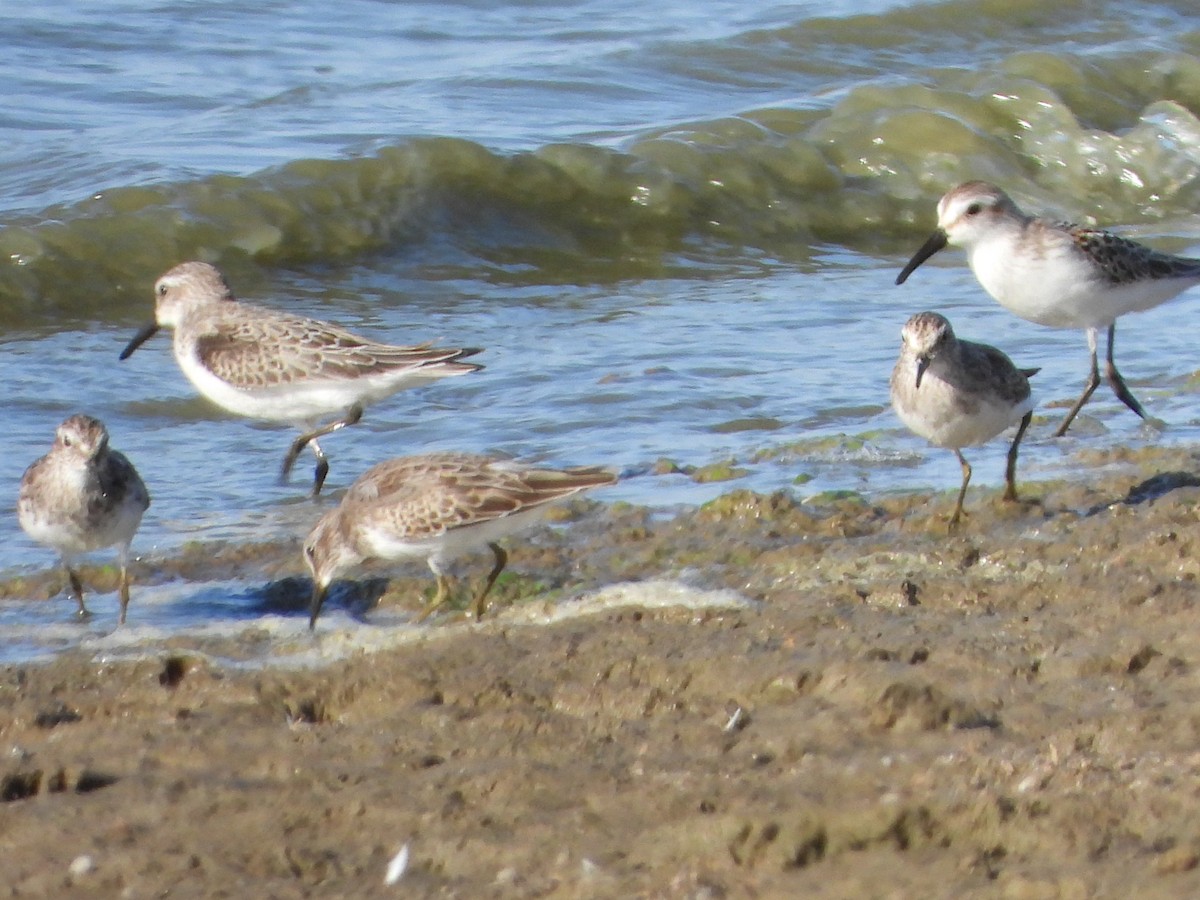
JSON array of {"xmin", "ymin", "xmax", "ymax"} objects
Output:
[
  {"xmin": 280, "ymin": 435, "xmax": 310, "ymax": 484},
  {"xmin": 1105, "ymin": 364, "xmax": 1147, "ymax": 420},
  {"xmin": 312, "ymin": 458, "xmax": 330, "ymax": 496}
]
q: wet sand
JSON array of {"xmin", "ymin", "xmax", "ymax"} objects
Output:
[{"xmin": 4, "ymin": 444, "xmax": 1200, "ymax": 897}]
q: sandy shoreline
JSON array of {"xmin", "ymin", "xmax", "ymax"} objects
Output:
[{"xmin": 4, "ymin": 444, "xmax": 1200, "ymax": 897}]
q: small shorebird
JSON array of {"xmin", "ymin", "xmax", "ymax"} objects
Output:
[
  {"xmin": 303, "ymin": 452, "xmax": 616, "ymax": 629},
  {"xmin": 120, "ymin": 261, "xmax": 483, "ymax": 494},
  {"xmin": 18, "ymin": 415, "xmax": 151, "ymax": 624},
  {"xmin": 890, "ymin": 312, "xmax": 1037, "ymax": 529},
  {"xmin": 896, "ymin": 181, "xmax": 1200, "ymax": 435}
]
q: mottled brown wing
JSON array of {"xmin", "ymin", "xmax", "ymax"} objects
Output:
[
  {"xmin": 344, "ymin": 453, "xmax": 495, "ymax": 504},
  {"xmin": 194, "ymin": 308, "xmax": 480, "ymax": 389},
  {"xmin": 440, "ymin": 461, "xmax": 616, "ymax": 531},
  {"xmin": 353, "ymin": 455, "xmax": 615, "ymax": 539},
  {"xmin": 1067, "ymin": 225, "xmax": 1200, "ymax": 286}
]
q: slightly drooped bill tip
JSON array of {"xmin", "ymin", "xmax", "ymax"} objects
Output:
[
  {"xmin": 119, "ymin": 322, "xmax": 160, "ymax": 360},
  {"xmin": 915, "ymin": 355, "xmax": 930, "ymax": 389},
  {"xmin": 896, "ymin": 229, "xmax": 949, "ymax": 285},
  {"xmin": 308, "ymin": 584, "xmax": 328, "ymax": 631}
]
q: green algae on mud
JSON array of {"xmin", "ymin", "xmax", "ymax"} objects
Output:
[{"xmin": 4, "ymin": 441, "xmax": 1198, "ymax": 618}]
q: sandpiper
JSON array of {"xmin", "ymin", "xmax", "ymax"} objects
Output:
[
  {"xmin": 303, "ymin": 452, "xmax": 616, "ymax": 629},
  {"xmin": 120, "ymin": 261, "xmax": 483, "ymax": 494},
  {"xmin": 896, "ymin": 181, "xmax": 1200, "ymax": 435},
  {"xmin": 18, "ymin": 415, "xmax": 151, "ymax": 624},
  {"xmin": 890, "ymin": 312, "xmax": 1037, "ymax": 529}
]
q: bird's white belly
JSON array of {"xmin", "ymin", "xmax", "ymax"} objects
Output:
[
  {"xmin": 894, "ymin": 369, "xmax": 1030, "ymax": 450},
  {"xmin": 19, "ymin": 488, "xmax": 144, "ymax": 556},
  {"xmin": 362, "ymin": 505, "xmax": 553, "ymax": 567},
  {"xmin": 174, "ymin": 344, "xmax": 414, "ymax": 424},
  {"xmin": 969, "ymin": 241, "xmax": 1198, "ymax": 329}
]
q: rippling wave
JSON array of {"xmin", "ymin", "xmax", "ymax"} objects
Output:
[{"xmin": 3, "ymin": 5, "xmax": 1200, "ymax": 325}]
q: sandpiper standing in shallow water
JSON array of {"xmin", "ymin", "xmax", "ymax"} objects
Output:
[
  {"xmin": 896, "ymin": 181, "xmax": 1200, "ymax": 435},
  {"xmin": 303, "ymin": 452, "xmax": 616, "ymax": 629},
  {"xmin": 120, "ymin": 261, "xmax": 484, "ymax": 495},
  {"xmin": 18, "ymin": 415, "xmax": 151, "ymax": 624},
  {"xmin": 891, "ymin": 312, "xmax": 1037, "ymax": 529}
]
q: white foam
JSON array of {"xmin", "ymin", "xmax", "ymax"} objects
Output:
[
  {"xmin": 1, "ymin": 578, "xmax": 754, "ymax": 671},
  {"xmin": 498, "ymin": 579, "xmax": 754, "ymax": 623}
]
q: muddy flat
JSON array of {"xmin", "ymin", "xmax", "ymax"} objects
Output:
[{"xmin": 4, "ymin": 446, "xmax": 1200, "ymax": 897}]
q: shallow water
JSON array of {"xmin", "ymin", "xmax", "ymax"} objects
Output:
[{"xmin": 3, "ymin": 0, "xmax": 1200, "ymax": 658}]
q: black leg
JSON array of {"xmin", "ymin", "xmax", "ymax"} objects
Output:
[
  {"xmin": 1004, "ymin": 411, "xmax": 1033, "ymax": 502},
  {"xmin": 1103, "ymin": 323, "xmax": 1147, "ymax": 420},
  {"xmin": 1054, "ymin": 329, "xmax": 1102, "ymax": 437},
  {"xmin": 311, "ymin": 441, "xmax": 330, "ymax": 497},
  {"xmin": 279, "ymin": 404, "xmax": 365, "ymax": 490},
  {"xmin": 66, "ymin": 566, "xmax": 88, "ymax": 617},
  {"xmin": 472, "ymin": 543, "xmax": 508, "ymax": 621},
  {"xmin": 280, "ymin": 432, "xmax": 312, "ymax": 483}
]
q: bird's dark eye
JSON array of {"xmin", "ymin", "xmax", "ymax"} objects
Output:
[
  {"xmin": 157, "ymin": 283, "xmax": 168, "ymax": 296},
  {"xmin": 965, "ymin": 202, "xmax": 982, "ymax": 216},
  {"xmin": 304, "ymin": 545, "xmax": 316, "ymax": 560}
]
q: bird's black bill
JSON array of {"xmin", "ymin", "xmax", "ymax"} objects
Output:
[
  {"xmin": 309, "ymin": 584, "xmax": 328, "ymax": 631},
  {"xmin": 895, "ymin": 230, "xmax": 949, "ymax": 285},
  {"xmin": 119, "ymin": 322, "xmax": 160, "ymax": 360},
  {"xmin": 915, "ymin": 356, "xmax": 930, "ymax": 389}
]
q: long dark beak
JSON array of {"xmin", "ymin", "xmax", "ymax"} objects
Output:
[
  {"xmin": 309, "ymin": 583, "xmax": 329, "ymax": 631},
  {"xmin": 895, "ymin": 229, "xmax": 948, "ymax": 285},
  {"xmin": 119, "ymin": 322, "xmax": 160, "ymax": 360},
  {"xmin": 915, "ymin": 356, "xmax": 930, "ymax": 389}
]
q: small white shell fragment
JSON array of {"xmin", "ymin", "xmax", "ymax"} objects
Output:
[
  {"xmin": 68, "ymin": 855, "xmax": 94, "ymax": 878},
  {"xmin": 384, "ymin": 843, "xmax": 410, "ymax": 886}
]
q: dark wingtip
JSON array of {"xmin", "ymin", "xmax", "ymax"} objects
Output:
[{"xmin": 119, "ymin": 322, "xmax": 160, "ymax": 360}]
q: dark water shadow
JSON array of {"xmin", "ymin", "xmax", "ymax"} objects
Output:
[{"xmin": 1086, "ymin": 471, "xmax": 1200, "ymax": 515}]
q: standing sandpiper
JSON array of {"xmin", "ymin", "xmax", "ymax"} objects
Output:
[
  {"xmin": 18, "ymin": 415, "xmax": 151, "ymax": 624},
  {"xmin": 896, "ymin": 181, "xmax": 1200, "ymax": 435},
  {"xmin": 891, "ymin": 312, "xmax": 1037, "ymax": 529},
  {"xmin": 303, "ymin": 452, "xmax": 616, "ymax": 629},
  {"xmin": 119, "ymin": 261, "xmax": 483, "ymax": 495}
]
